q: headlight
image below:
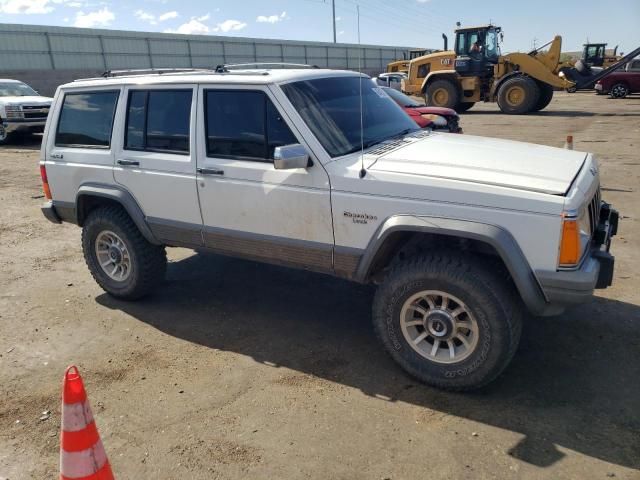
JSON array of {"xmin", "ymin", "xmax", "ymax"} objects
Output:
[
  {"xmin": 558, "ymin": 208, "xmax": 591, "ymax": 268},
  {"xmin": 421, "ymin": 114, "xmax": 447, "ymax": 127}
]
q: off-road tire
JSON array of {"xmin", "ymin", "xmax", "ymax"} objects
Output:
[
  {"xmin": 372, "ymin": 252, "xmax": 523, "ymax": 391},
  {"xmin": 425, "ymin": 79, "xmax": 460, "ymax": 109},
  {"xmin": 82, "ymin": 205, "xmax": 167, "ymax": 300},
  {"xmin": 532, "ymin": 82, "xmax": 554, "ymax": 112},
  {"xmin": 455, "ymin": 101, "xmax": 475, "ymax": 113},
  {"xmin": 609, "ymin": 83, "xmax": 629, "ymax": 99},
  {"xmin": 497, "ymin": 75, "xmax": 540, "ymax": 114}
]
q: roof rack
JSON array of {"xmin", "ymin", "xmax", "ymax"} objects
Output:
[
  {"xmin": 214, "ymin": 62, "xmax": 319, "ymax": 73},
  {"xmin": 99, "ymin": 68, "xmax": 214, "ymax": 78}
]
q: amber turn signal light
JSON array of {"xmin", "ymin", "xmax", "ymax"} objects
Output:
[{"xmin": 559, "ymin": 218, "xmax": 580, "ymax": 266}]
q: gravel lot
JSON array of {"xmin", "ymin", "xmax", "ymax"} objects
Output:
[{"xmin": 1, "ymin": 91, "xmax": 639, "ymax": 480}]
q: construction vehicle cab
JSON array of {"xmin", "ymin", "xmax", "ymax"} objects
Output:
[
  {"xmin": 582, "ymin": 43, "xmax": 620, "ymax": 68},
  {"xmin": 453, "ymin": 25, "xmax": 502, "ymax": 76}
]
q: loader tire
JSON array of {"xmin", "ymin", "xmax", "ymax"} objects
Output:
[
  {"xmin": 425, "ymin": 79, "xmax": 460, "ymax": 109},
  {"xmin": 497, "ymin": 76, "xmax": 540, "ymax": 114},
  {"xmin": 532, "ymin": 82, "xmax": 554, "ymax": 112}
]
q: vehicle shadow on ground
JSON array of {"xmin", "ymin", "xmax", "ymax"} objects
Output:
[
  {"xmin": 97, "ymin": 252, "xmax": 640, "ymax": 470},
  {"xmin": 0, "ymin": 134, "xmax": 43, "ymax": 150}
]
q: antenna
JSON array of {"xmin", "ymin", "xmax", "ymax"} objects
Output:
[{"xmin": 357, "ymin": 4, "xmax": 366, "ymax": 179}]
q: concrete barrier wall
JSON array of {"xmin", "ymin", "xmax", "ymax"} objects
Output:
[{"xmin": 1, "ymin": 23, "xmax": 417, "ymax": 96}]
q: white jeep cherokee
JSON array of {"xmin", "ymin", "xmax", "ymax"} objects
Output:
[
  {"xmin": 39, "ymin": 68, "xmax": 618, "ymax": 390},
  {"xmin": 0, "ymin": 79, "xmax": 52, "ymax": 144}
]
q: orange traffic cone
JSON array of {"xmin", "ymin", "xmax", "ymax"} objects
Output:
[{"xmin": 60, "ymin": 366, "xmax": 114, "ymax": 480}]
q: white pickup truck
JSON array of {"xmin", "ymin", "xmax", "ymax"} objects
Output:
[
  {"xmin": 0, "ymin": 79, "xmax": 52, "ymax": 144},
  {"xmin": 39, "ymin": 67, "xmax": 618, "ymax": 390}
]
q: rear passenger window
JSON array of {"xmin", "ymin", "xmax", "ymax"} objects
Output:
[
  {"xmin": 55, "ymin": 91, "xmax": 119, "ymax": 148},
  {"xmin": 125, "ymin": 89, "xmax": 192, "ymax": 154},
  {"xmin": 205, "ymin": 90, "xmax": 297, "ymax": 161}
]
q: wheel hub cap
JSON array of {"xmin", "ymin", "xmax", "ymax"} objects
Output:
[
  {"xmin": 95, "ymin": 230, "xmax": 131, "ymax": 282},
  {"xmin": 425, "ymin": 310, "xmax": 455, "ymax": 339},
  {"xmin": 506, "ymin": 86, "xmax": 525, "ymax": 106},
  {"xmin": 400, "ymin": 290, "xmax": 480, "ymax": 364}
]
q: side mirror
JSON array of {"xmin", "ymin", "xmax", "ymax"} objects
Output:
[{"xmin": 273, "ymin": 144, "xmax": 311, "ymax": 170}]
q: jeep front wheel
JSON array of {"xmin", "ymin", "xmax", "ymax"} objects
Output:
[
  {"xmin": 82, "ymin": 205, "xmax": 167, "ymax": 300},
  {"xmin": 372, "ymin": 253, "xmax": 522, "ymax": 391}
]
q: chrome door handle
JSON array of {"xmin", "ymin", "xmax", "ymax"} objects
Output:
[
  {"xmin": 197, "ymin": 168, "xmax": 224, "ymax": 176},
  {"xmin": 117, "ymin": 159, "xmax": 140, "ymax": 166}
]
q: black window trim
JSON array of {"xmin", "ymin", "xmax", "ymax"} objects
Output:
[
  {"xmin": 124, "ymin": 88, "xmax": 193, "ymax": 156},
  {"xmin": 54, "ymin": 89, "xmax": 120, "ymax": 149},
  {"xmin": 203, "ymin": 88, "xmax": 298, "ymax": 164}
]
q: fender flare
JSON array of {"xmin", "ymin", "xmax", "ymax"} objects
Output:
[
  {"xmin": 490, "ymin": 71, "xmax": 526, "ymax": 100},
  {"xmin": 76, "ymin": 183, "xmax": 160, "ymax": 245},
  {"xmin": 420, "ymin": 70, "xmax": 458, "ymax": 93},
  {"xmin": 354, "ymin": 215, "xmax": 549, "ymax": 315}
]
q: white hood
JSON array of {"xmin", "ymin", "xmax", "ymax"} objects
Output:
[
  {"xmin": 1, "ymin": 96, "xmax": 53, "ymax": 105},
  {"xmin": 368, "ymin": 133, "xmax": 587, "ymax": 195}
]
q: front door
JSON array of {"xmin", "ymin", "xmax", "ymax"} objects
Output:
[
  {"xmin": 113, "ymin": 85, "xmax": 203, "ymax": 246},
  {"xmin": 195, "ymin": 84, "xmax": 334, "ymax": 272}
]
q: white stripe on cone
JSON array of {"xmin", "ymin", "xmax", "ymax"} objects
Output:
[
  {"xmin": 62, "ymin": 400, "xmax": 94, "ymax": 432},
  {"xmin": 60, "ymin": 440, "xmax": 108, "ymax": 478}
]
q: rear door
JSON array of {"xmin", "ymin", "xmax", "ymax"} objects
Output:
[{"xmin": 113, "ymin": 85, "xmax": 203, "ymax": 246}]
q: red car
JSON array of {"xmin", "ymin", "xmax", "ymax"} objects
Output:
[
  {"xmin": 594, "ymin": 60, "xmax": 640, "ymax": 98},
  {"xmin": 381, "ymin": 86, "xmax": 462, "ymax": 132}
]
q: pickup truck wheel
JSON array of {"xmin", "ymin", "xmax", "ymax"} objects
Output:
[
  {"xmin": 82, "ymin": 205, "xmax": 166, "ymax": 300},
  {"xmin": 609, "ymin": 83, "xmax": 629, "ymax": 98},
  {"xmin": 0, "ymin": 123, "xmax": 12, "ymax": 145},
  {"xmin": 372, "ymin": 253, "xmax": 523, "ymax": 391}
]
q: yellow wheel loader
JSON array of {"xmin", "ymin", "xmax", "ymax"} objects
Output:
[
  {"xmin": 386, "ymin": 48, "xmax": 438, "ymax": 73},
  {"xmin": 401, "ymin": 25, "xmax": 640, "ymax": 114}
]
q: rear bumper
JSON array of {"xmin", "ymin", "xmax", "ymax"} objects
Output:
[
  {"xmin": 41, "ymin": 200, "xmax": 76, "ymax": 224},
  {"xmin": 536, "ymin": 203, "xmax": 618, "ymax": 312},
  {"xmin": 41, "ymin": 200, "xmax": 62, "ymax": 224}
]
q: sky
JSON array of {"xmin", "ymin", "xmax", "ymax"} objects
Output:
[{"xmin": 0, "ymin": 0, "xmax": 639, "ymax": 53}]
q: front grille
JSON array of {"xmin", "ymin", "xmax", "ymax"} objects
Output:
[
  {"xmin": 24, "ymin": 112, "xmax": 48, "ymax": 119},
  {"xmin": 587, "ymin": 186, "xmax": 601, "ymax": 238}
]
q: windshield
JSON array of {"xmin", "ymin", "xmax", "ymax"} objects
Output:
[
  {"xmin": 0, "ymin": 82, "xmax": 38, "ymax": 97},
  {"xmin": 281, "ymin": 76, "xmax": 419, "ymax": 157},
  {"xmin": 484, "ymin": 29, "xmax": 500, "ymax": 61},
  {"xmin": 383, "ymin": 87, "xmax": 423, "ymax": 107}
]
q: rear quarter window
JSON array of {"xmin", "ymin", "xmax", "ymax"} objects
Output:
[{"xmin": 55, "ymin": 91, "xmax": 119, "ymax": 148}]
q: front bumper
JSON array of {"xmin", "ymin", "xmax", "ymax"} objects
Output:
[
  {"xmin": 594, "ymin": 83, "xmax": 603, "ymax": 91},
  {"xmin": 536, "ymin": 202, "xmax": 618, "ymax": 309},
  {"xmin": 2, "ymin": 118, "xmax": 47, "ymax": 134}
]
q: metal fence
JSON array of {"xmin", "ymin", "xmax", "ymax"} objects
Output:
[{"xmin": 0, "ymin": 23, "xmax": 414, "ymax": 73}]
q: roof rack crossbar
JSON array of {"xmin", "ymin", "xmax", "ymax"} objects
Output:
[
  {"xmin": 215, "ymin": 62, "xmax": 319, "ymax": 73},
  {"xmin": 99, "ymin": 68, "xmax": 214, "ymax": 78}
]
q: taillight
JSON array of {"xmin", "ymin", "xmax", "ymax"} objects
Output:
[{"xmin": 40, "ymin": 164, "xmax": 52, "ymax": 200}]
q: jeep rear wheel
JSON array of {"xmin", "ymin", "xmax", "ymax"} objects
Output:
[
  {"xmin": 82, "ymin": 205, "xmax": 167, "ymax": 300},
  {"xmin": 372, "ymin": 252, "xmax": 523, "ymax": 391}
]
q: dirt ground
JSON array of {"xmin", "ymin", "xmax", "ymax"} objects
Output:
[{"xmin": 1, "ymin": 91, "xmax": 639, "ymax": 480}]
